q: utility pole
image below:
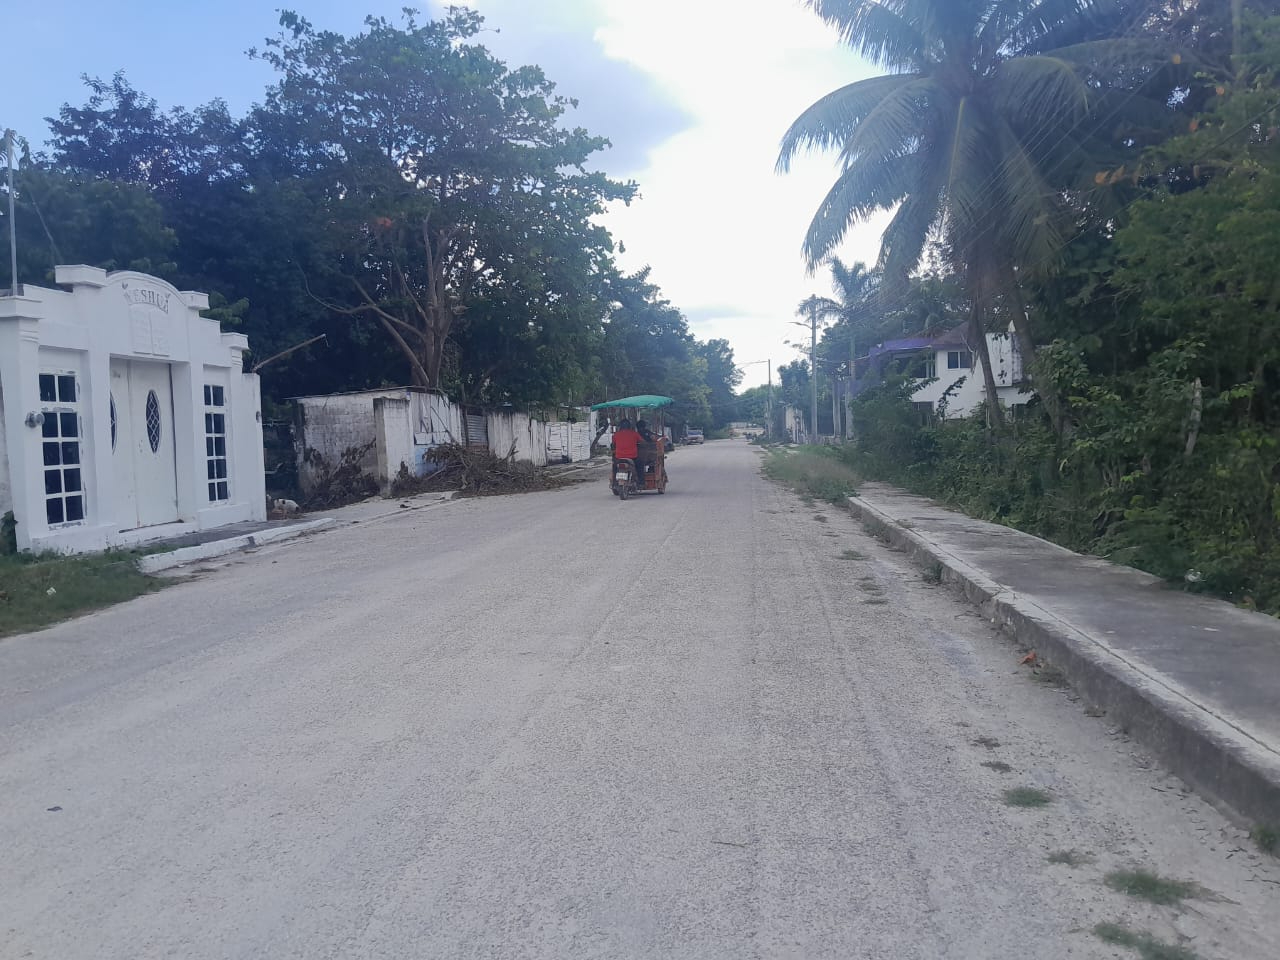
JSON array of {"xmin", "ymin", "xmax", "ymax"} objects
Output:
[
  {"xmin": 5, "ymin": 130, "xmax": 16, "ymax": 298},
  {"xmin": 832, "ymin": 367, "xmax": 839, "ymax": 442},
  {"xmin": 809, "ymin": 304, "xmax": 818, "ymax": 444},
  {"xmin": 766, "ymin": 358, "xmax": 773, "ymax": 438},
  {"xmin": 846, "ymin": 327, "xmax": 856, "ymax": 441}
]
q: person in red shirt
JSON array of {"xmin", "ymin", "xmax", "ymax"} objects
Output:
[{"xmin": 611, "ymin": 418, "xmax": 642, "ymax": 467}]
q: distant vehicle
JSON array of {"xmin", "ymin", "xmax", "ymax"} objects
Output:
[{"xmin": 685, "ymin": 429, "xmax": 704, "ymax": 444}]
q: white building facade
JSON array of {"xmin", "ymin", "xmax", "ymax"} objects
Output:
[
  {"xmin": 0, "ymin": 266, "xmax": 266, "ymax": 553},
  {"xmin": 909, "ymin": 330, "xmax": 1030, "ymax": 418}
]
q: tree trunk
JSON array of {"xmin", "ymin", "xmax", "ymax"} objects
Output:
[
  {"xmin": 1004, "ymin": 266, "xmax": 1064, "ymax": 435},
  {"xmin": 969, "ymin": 295, "xmax": 1006, "ymax": 431}
]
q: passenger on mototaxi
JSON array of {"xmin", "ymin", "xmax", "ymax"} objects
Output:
[{"xmin": 611, "ymin": 418, "xmax": 642, "ymax": 482}]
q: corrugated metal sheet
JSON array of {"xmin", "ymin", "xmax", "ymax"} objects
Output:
[{"xmin": 465, "ymin": 411, "xmax": 489, "ymax": 449}]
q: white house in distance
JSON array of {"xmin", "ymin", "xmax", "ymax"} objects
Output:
[
  {"xmin": 854, "ymin": 325, "xmax": 1031, "ymax": 419},
  {"xmin": 909, "ymin": 325, "xmax": 1028, "ymax": 416},
  {"xmin": 0, "ymin": 266, "xmax": 266, "ymax": 553}
]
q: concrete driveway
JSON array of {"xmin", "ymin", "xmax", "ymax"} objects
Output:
[{"xmin": 1, "ymin": 441, "xmax": 1277, "ymax": 959}]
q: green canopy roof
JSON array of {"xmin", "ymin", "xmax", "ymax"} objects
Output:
[{"xmin": 590, "ymin": 395, "xmax": 674, "ymax": 411}]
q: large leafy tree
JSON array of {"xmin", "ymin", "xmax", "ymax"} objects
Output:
[
  {"xmin": 697, "ymin": 338, "xmax": 744, "ymax": 427},
  {"xmin": 598, "ymin": 269, "xmax": 711, "ymax": 428},
  {"xmin": 779, "ymin": 0, "xmax": 1156, "ymax": 428},
  {"xmin": 249, "ymin": 9, "xmax": 635, "ymax": 391}
]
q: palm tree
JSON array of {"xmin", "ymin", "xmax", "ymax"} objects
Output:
[
  {"xmin": 815, "ymin": 257, "xmax": 879, "ymax": 365},
  {"xmin": 779, "ymin": 0, "xmax": 1136, "ymax": 428}
]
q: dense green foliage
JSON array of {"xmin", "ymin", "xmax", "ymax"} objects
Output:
[
  {"xmin": 1, "ymin": 10, "xmax": 737, "ymax": 422},
  {"xmin": 782, "ymin": 3, "xmax": 1280, "ymax": 612}
]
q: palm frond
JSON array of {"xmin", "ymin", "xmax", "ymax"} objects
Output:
[
  {"xmin": 1015, "ymin": 0, "xmax": 1138, "ymax": 55},
  {"xmin": 988, "ymin": 118, "xmax": 1065, "ymax": 268},
  {"xmin": 799, "ymin": 151, "xmax": 922, "ymax": 266},
  {"xmin": 938, "ymin": 93, "xmax": 995, "ymax": 229},
  {"xmin": 993, "ymin": 56, "xmax": 1091, "ymax": 130},
  {"xmin": 878, "ymin": 186, "xmax": 943, "ymax": 288},
  {"xmin": 778, "ymin": 74, "xmax": 920, "ymax": 171},
  {"xmin": 836, "ymin": 76, "xmax": 936, "ymax": 169},
  {"xmin": 803, "ymin": 0, "xmax": 929, "ymax": 70}
]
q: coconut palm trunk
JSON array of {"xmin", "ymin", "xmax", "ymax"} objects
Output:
[{"xmin": 779, "ymin": 1, "xmax": 1142, "ymax": 434}]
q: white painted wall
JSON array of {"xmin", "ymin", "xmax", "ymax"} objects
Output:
[
  {"xmin": 0, "ymin": 266, "xmax": 266, "ymax": 553},
  {"xmin": 910, "ymin": 333, "xmax": 1031, "ymax": 418},
  {"xmin": 0, "ymin": 383, "xmax": 11, "ymax": 516},
  {"xmin": 374, "ymin": 396, "xmax": 414, "ymax": 490},
  {"xmin": 294, "ymin": 388, "xmax": 409, "ymax": 495},
  {"xmin": 488, "ymin": 410, "xmax": 549, "ymax": 467},
  {"xmin": 546, "ymin": 421, "xmax": 593, "ymax": 462}
]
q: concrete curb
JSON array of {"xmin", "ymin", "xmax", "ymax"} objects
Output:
[
  {"xmin": 846, "ymin": 495, "xmax": 1280, "ymax": 827},
  {"xmin": 138, "ymin": 519, "xmax": 337, "ymax": 574}
]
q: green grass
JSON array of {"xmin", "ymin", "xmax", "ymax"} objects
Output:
[
  {"xmin": 921, "ymin": 561, "xmax": 944, "ymax": 584},
  {"xmin": 981, "ymin": 760, "xmax": 1014, "ymax": 774},
  {"xmin": 839, "ymin": 549, "xmax": 868, "ymax": 561},
  {"xmin": 762, "ymin": 448, "xmax": 860, "ymax": 505},
  {"xmin": 1047, "ymin": 849, "xmax": 1094, "ymax": 866},
  {"xmin": 1252, "ymin": 824, "xmax": 1279, "ymax": 855},
  {"xmin": 1104, "ymin": 869, "xmax": 1201, "ymax": 906},
  {"xmin": 1094, "ymin": 923, "xmax": 1200, "ymax": 960},
  {"xmin": 0, "ymin": 551, "xmax": 163, "ymax": 638},
  {"xmin": 1002, "ymin": 786, "xmax": 1053, "ymax": 808}
]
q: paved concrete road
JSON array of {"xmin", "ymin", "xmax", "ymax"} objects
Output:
[{"xmin": 1, "ymin": 441, "xmax": 1277, "ymax": 960}]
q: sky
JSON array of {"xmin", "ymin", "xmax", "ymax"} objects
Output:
[{"xmin": 6, "ymin": 0, "xmax": 890, "ymax": 389}]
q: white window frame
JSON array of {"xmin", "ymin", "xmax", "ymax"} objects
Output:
[
  {"xmin": 38, "ymin": 369, "xmax": 88, "ymax": 527},
  {"xmin": 203, "ymin": 383, "xmax": 231, "ymax": 503}
]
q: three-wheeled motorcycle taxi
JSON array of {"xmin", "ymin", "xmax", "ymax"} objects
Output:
[{"xmin": 590, "ymin": 395, "xmax": 672, "ymax": 499}]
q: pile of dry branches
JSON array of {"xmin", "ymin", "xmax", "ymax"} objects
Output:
[
  {"xmin": 392, "ymin": 442, "xmax": 573, "ymax": 498},
  {"xmin": 301, "ymin": 442, "xmax": 379, "ymax": 509}
]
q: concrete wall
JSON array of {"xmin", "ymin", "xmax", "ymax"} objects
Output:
[
  {"xmin": 374, "ymin": 397, "xmax": 413, "ymax": 492},
  {"xmin": 296, "ymin": 389, "xmax": 593, "ymax": 493},
  {"xmin": 294, "ymin": 389, "xmax": 408, "ymax": 495},
  {"xmin": 546, "ymin": 421, "xmax": 593, "ymax": 463},
  {"xmin": 488, "ymin": 409, "xmax": 548, "ymax": 467},
  {"xmin": 0, "ymin": 382, "xmax": 10, "ymax": 516}
]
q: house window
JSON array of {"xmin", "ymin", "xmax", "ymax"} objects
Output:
[
  {"xmin": 38, "ymin": 371, "xmax": 85, "ymax": 526},
  {"xmin": 204, "ymin": 384, "xmax": 229, "ymax": 502},
  {"xmin": 947, "ymin": 350, "xmax": 973, "ymax": 370}
]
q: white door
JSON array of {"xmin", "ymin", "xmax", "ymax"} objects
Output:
[
  {"xmin": 109, "ymin": 360, "xmax": 138, "ymax": 528},
  {"xmin": 110, "ymin": 359, "xmax": 179, "ymax": 529}
]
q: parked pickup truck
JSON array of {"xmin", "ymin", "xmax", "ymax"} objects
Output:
[{"xmin": 685, "ymin": 429, "xmax": 704, "ymax": 444}]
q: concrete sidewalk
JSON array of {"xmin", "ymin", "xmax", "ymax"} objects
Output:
[
  {"xmin": 848, "ymin": 482, "xmax": 1280, "ymax": 829},
  {"xmin": 139, "ymin": 491, "xmax": 461, "ymax": 573}
]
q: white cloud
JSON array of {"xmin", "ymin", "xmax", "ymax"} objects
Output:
[{"xmin": 460, "ymin": 0, "xmax": 891, "ymax": 389}]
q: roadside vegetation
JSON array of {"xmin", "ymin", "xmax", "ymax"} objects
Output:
[
  {"xmin": 4, "ymin": 9, "xmax": 741, "ymax": 440},
  {"xmin": 761, "ymin": 447, "xmax": 859, "ymax": 504},
  {"xmin": 0, "ymin": 551, "xmax": 163, "ymax": 639},
  {"xmin": 766, "ymin": 3, "xmax": 1280, "ymax": 615},
  {"xmin": 1104, "ymin": 869, "xmax": 1204, "ymax": 906},
  {"xmin": 1093, "ymin": 922, "xmax": 1201, "ymax": 960},
  {"xmin": 1001, "ymin": 787, "xmax": 1053, "ymax": 808}
]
